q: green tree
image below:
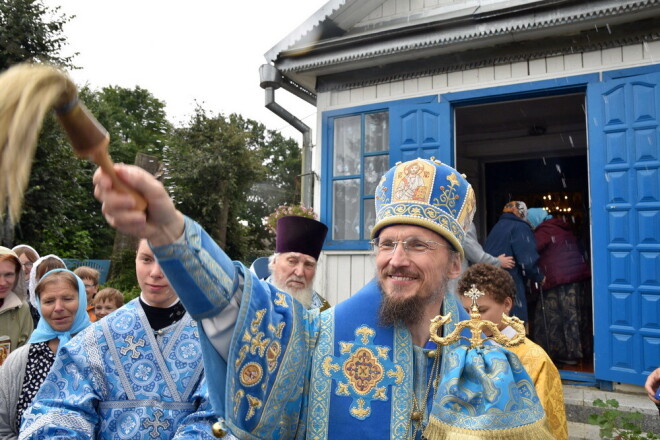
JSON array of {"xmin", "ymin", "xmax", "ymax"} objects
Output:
[
  {"xmin": 167, "ymin": 107, "xmax": 264, "ymax": 262},
  {"xmin": 244, "ymin": 130, "xmax": 302, "ymax": 256},
  {"xmin": 0, "ymin": 0, "xmax": 75, "ymax": 70},
  {"xmin": 14, "ymin": 86, "xmax": 172, "ymax": 259},
  {"xmin": 0, "ymin": 0, "xmax": 75, "ymax": 246},
  {"xmin": 92, "ymin": 85, "xmax": 171, "ymax": 164},
  {"xmin": 15, "ymin": 113, "xmax": 102, "ymax": 258}
]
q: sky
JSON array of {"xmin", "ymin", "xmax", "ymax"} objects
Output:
[{"xmin": 45, "ymin": 0, "xmax": 327, "ymax": 140}]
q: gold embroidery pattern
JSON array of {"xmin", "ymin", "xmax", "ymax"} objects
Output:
[
  {"xmin": 350, "ymin": 398, "xmax": 371, "ymax": 419},
  {"xmin": 339, "ymin": 341, "xmax": 354, "ymax": 354},
  {"xmin": 233, "ymin": 390, "xmax": 244, "ymax": 418},
  {"xmin": 266, "ymin": 341, "xmax": 281, "ymax": 372},
  {"xmin": 240, "ymin": 362, "xmax": 263, "ymax": 387},
  {"xmin": 245, "ymin": 394, "xmax": 262, "ymax": 421},
  {"xmin": 321, "ymin": 325, "xmax": 405, "ymax": 421},
  {"xmin": 387, "ymin": 365, "xmax": 405, "ymax": 385},
  {"xmin": 343, "ymin": 347, "xmax": 384, "ymax": 396},
  {"xmin": 356, "ymin": 326, "xmax": 375, "ymax": 344},
  {"xmin": 274, "ymin": 292, "xmax": 288, "ymax": 307},
  {"xmin": 322, "ymin": 356, "xmax": 340, "ymax": 376}
]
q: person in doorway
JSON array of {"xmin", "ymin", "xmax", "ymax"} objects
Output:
[
  {"xmin": 464, "ymin": 222, "xmax": 515, "ymax": 269},
  {"xmin": 0, "ymin": 269, "xmax": 90, "ymax": 439},
  {"xmin": 527, "ymin": 207, "xmax": 591, "ymax": 366},
  {"xmin": 93, "ymin": 287, "xmax": 124, "ymax": 320},
  {"xmin": 265, "ymin": 216, "xmax": 330, "ymax": 311},
  {"xmin": 91, "ymin": 158, "xmax": 553, "ymax": 439},
  {"xmin": 0, "ymin": 248, "xmax": 32, "ymax": 367},
  {"xmin": 484, "ymin": 201, "xmax": 544, "ymax": 323},
  {"xmin": 73, "ymin": 266, "xmax": 100, "ymax": 322},
  {"xmin": 20, "ymin": 239, "xmax": 217, "ymax": 439},
  {"xmin": 458, "ymin": 263, "xmax": 568, "ymax": 440}
]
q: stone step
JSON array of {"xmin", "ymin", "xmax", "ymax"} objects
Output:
[{"xmin": 563, "ymin": 383, "xmax": 660, "ymax": 439}]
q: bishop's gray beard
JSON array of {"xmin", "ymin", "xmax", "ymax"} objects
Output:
[{"xmin": 377, "ymin": 272, "xmax": 450, "ymax": 328}]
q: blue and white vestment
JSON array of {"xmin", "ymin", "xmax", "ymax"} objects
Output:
[{"xmin": 19, "ymin": 299, "xmax": 215, "ymax": 439}]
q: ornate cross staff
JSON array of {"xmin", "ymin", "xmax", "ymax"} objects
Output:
[{"xmin": 429, "ymin": 284, "xmax": 526, "ymax": 348}]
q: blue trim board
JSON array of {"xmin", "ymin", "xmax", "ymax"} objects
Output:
[
  {"xmin": 602, "ymin": 63, "xmax": 660, "ymax": 80},
  {"xmin": 441, "ymin": 73, "xmax": 597, "ymax": 106}
]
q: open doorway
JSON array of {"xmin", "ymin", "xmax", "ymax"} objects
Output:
[{"xmin": 455, "ymin": 93, "xmax": 593, "ymax": 374}]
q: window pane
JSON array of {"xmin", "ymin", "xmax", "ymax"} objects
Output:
[
  {"xmin": 363, "ymin": 155, "xmax": 389, "ymax": 196},
  {"xmin": 334, "ymin": 116, "xmax": 361, "ymax": 176},
  {"xmin": 363, "ymin": 199, "xmax": 376, "ymax": 240},
  {"xmin": 333, "ymin": 179, "xmax": 360, "ymax": 240},
  {"xmin": 365, "ymin": 112, "xmax": 389, "ymax": 153}
]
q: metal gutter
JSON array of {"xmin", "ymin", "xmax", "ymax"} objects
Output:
[{"xmin": 259, "ymin": 64, "xmax": 317, "ymax": 207}]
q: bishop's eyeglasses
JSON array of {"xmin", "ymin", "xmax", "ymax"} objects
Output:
[{"xmin": 370, "ymin": 238, "xmax": 449, "ymax": 255}]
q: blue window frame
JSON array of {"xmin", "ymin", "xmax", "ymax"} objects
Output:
[{"xmin": 323, "ymin": 107, "xmax": 389, "ymax": 250}]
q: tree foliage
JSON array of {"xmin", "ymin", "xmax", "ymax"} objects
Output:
[
  {"xmin": 167, "ymin": 107, "xmax": 303, "ymax": 263},
  {"xmin": 14, "ymin": 86, "xmax": 171, "ymax": 259},
  {"xmin": 244, "ymin": 130, "xmax": 303, "ymax": 255},
  {"xmin": 0, "ymin": 0, "xmax": 75, "ymax": 70},
  {"xmin": 92, "ymin": 85, "xmax": 171, "ymax": 164},
  {"xmin": 167, "ymin": 108, "xmax": 263, "ymax": 262}
]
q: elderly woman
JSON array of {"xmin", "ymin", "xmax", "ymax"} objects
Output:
[
  {"xmin": 0, "ymin": 247, "xmax": 32, "ymax": 367},
  {"xmin": 0, "ymin": 269, "xmax": 90, "ymax": 439}
]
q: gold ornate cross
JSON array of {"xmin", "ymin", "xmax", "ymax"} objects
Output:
[{"xmin": 429, "ymin": 285, "xmax": 526, "ymax": 348}]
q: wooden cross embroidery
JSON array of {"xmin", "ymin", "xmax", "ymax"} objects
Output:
[
  {"xmin": 142, "ymin": 409, "xmax": 170, "ymax": 438},
  {"xmin": 119, "ymin": 335, "xmax": 145, "ymax": 359}
]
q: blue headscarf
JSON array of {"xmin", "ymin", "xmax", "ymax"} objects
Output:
[
  {"xmin": 28, "ymin": 269, "xmax": 91, "ymax": 345},
  {"xmin": 527, "ymin": 207, "xmax": 552, "ymax": 229}
]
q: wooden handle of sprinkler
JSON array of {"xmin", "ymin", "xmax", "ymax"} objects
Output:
[{"xmin": 56, "ymin": 102, "xmax": 148, "ymax": 212}]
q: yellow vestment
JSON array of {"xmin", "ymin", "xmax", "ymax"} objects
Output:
[{"xmin": 507, "ymin": 332, "xmax": 568, "ymax": 440}]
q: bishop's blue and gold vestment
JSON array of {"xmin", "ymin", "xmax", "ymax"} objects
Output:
[
  {"xmin": 147, "ymin": 217, "xmax": 546, "ymax": 439},
  {"xmin": 19, "ymin": 299, "xmax": 216, "ymax": 439}
]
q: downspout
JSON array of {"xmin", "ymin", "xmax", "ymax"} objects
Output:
[{"xmin": 259, "ymin": 64, "xmax": 317, "ymax": 207}]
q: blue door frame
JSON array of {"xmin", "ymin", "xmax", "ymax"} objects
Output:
[
  {"xmin": 320, "ymin": 67, "xmax": 660, "ymax": 387},
  {"xmin": 441, "ymin": 69, "xmax": 660, "ymax": 387}
]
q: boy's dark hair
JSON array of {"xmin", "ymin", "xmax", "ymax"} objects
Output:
[{"xmin": 457, "ymin": 263, "xmax": 516, "ymax": 304}]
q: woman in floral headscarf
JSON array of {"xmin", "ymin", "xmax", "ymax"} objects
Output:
[{"xmin": 0, "ymin": 269, "xmax": 90, "ymax": 439}]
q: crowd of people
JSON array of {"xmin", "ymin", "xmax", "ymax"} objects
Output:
[{"xmin": 0, "ymin": 157, "xmax": 658, "ymax": 439}]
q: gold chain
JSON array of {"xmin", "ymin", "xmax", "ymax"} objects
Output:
[{"xmin": 408, "ymin": 346, "xmax": 442, "ymax": 440}]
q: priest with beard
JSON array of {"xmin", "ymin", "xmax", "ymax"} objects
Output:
[
  {"xmin": 92, "ymin": 158, "xmax": 553, "ymax": 440},
  {"xmin": 263, "ymin": 216, "xmax": 330, "ymax": 311}
]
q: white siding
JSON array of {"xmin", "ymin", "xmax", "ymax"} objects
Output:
[
  {"xmin": 321, "ymin": 43, "xmax": 656, "ymax": 115},
  {"xmin": 314, "ymin": 42, "xmax": 659, "ymax": 304},
  {"xmin": 316, "ymin": 252, "xmax": 375, "ymax": 305}
]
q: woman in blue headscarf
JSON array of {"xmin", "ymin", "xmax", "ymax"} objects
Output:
[{"xmin": 0, "ymin": 269, "xmax": 90, "ymax": 439}]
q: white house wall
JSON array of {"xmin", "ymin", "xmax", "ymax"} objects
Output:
[{"xmin": 313, "ymin": 40, "xmax": 660, "ymax": 305}]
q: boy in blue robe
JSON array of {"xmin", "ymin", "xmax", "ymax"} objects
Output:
[{"xmin": 20, "ymin": 240, "xmax": 217, "ymax": 439}]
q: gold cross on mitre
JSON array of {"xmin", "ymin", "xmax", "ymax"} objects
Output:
[{"xmin": 429, "ymin": 285, "xmax": 526, "ymax": 349}]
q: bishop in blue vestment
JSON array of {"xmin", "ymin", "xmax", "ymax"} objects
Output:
[{"xmin": 91, "ymin": 158, "xmax": 553, "ymax": 440}]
